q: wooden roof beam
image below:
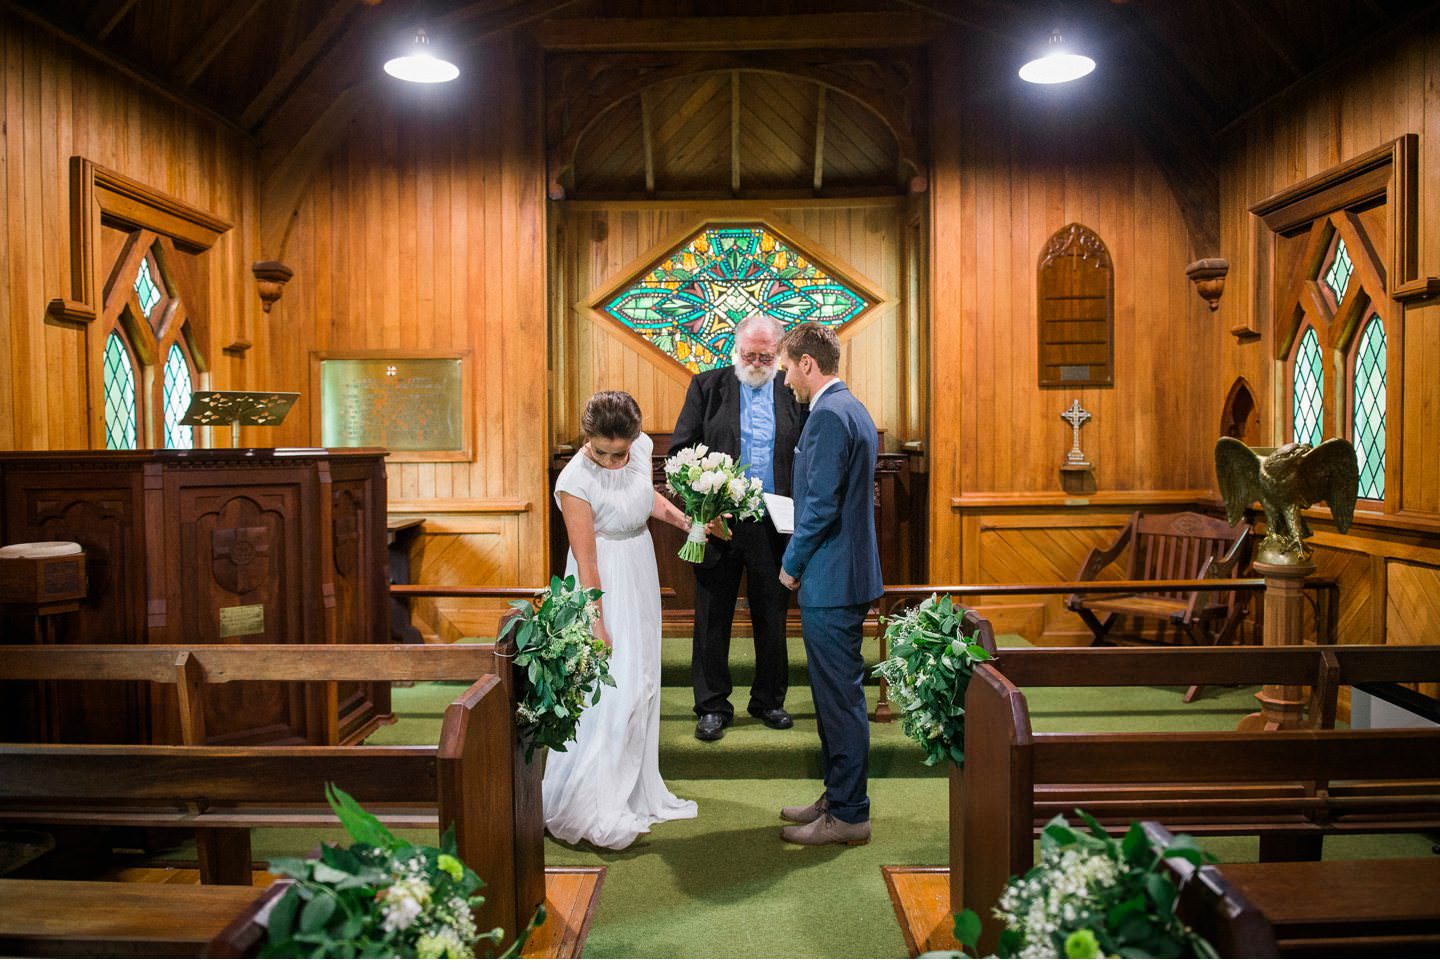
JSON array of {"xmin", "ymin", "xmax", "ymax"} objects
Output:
[
  {"xmin": 535, "ymin": 13, "xmax": 940, "ymax": 51},
  {"xmin": 1224, "ymin": 0, "xmax": 1307, "ymax": 79},
  {"xmin": 240, "ymin": 0, "xmax": 361, "ymax": 129},
  {"xmin": 176, "ymin": 0, "xmax": 268, "ymax": 87},
  {"xmin": 84, "ymin": 0, "xmax": 140, "ymax": 41}
]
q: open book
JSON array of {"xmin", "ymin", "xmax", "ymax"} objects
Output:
[{"xmin": 762, "ymin": 493, "xmax": 794, "ymax": 534}]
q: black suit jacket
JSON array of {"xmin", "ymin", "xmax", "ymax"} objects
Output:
[{"xmin": 669, "ymin": 367, "xmax": 807, "ymax": 497}]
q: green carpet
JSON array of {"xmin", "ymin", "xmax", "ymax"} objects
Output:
[{"xmin": 160, "ymin": 635, "xmax": 1435, "ymax": 958}]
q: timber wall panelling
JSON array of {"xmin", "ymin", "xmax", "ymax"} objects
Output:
[
  {"xmin": 261, "ymin": 31, "xmax": 551, "ymax": 618},
  {"xmin": 928, "ymin": 33, "xmax": 1214, "ymax": 593},
  {"xmin": 1, "ymin": 9, "xmax": 261, "ymax": 454}
]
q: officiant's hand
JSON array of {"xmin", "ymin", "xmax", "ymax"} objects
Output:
[{"xmin": 779, "ymin": 567, "xmax": 799, "ymax": 591}]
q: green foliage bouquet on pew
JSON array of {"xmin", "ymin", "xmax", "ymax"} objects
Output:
[
  {"xmin": 873, "ymin": 594, "xmax": 993, "ymax": 766},
  {"xmin": 947, "ymin": 812, "xmax": 1219, "ymax": 960},
  {"xmin": 260, "ymin": 784, "xmax": 515, "ymax": 959},
  {"xmin": 501, "ymin": 575, "xmax": 616, "ymax": 762}
]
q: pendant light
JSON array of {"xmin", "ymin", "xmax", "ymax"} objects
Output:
[
  {"xmin": 1019, "ymin": 29, "xmax": 1095, "ymax": 85},
  {"xmin": 384, "ymin": 27, "xmax": 460, "ymax": 84}
]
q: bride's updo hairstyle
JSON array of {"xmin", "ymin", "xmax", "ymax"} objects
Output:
[{"xmin": 581, "ymin": 390, "xmax": 643, "ymax": 441}]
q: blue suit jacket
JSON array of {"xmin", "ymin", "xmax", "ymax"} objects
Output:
[{"xmin": 781, "ymin": 382, "xmax": 884, "ymax": 608}]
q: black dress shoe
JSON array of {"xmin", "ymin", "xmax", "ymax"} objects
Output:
[
  {"xmin": 695, "ymin": 713, "xmax": 730, "ymax": 741},
  {"xmin": 749, "ymin": 706, "xmax": 794, "ymax": 730}
]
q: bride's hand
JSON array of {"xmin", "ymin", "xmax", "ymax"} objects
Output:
[
  {"xmin": 593, "ymin": 615, "xmax": 613, "ymax": 650},
  {"xmin": 703, "ymin": 514, "xmax": 732, "ymax": 540}
]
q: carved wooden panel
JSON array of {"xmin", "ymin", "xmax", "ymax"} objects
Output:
[{"xmin": 1037, "ymin": 223, "xmax": 1114, "ymax": 387}]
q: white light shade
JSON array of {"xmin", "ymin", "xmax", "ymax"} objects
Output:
[
  {"xmin": 1019, "ymin": 31, "xmax": 1095, "ymax": 85},
  {"xmin": 384, "ymin": 28, "xmax": 459, "ymax": 84}
]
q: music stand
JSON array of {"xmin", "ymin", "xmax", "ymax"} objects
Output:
[{"xmin": 181, "ymin": 391, "xmax": 299, "ymax": 448}]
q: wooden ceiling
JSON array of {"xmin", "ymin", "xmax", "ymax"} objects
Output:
[{"xmin": 9, "ymin": 0, "xmax": 1428, "ymax": 139}]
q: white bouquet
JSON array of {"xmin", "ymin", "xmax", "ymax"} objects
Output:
[{"xmin": 663, "ymin": 444, "xmax": 765, "ymax": 563}]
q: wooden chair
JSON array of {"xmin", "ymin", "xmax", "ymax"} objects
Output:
[{"xmin": 1066, "ymin": 511, "xmax": 1250, "ymax": 700}]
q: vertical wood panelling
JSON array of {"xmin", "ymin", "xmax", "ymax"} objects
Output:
[
  {"xmin": 263, "ymin": 34, "xmax": 551, "ymax": 589},
  {"xmin": 0, "ymin": 10, "xmax": 259, "ymax": 455}
]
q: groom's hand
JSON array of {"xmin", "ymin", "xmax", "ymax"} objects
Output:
[{"xmin": 779, "ymin": 567, "xmax": 799, "ymax": 591}]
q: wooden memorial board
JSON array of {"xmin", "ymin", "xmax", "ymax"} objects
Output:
[{"xmin": 315, "ymin": 351, "xmax": 472, "ymax": 462}]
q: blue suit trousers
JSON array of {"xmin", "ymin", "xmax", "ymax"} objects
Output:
[{"xmin": 801, "ymin": 602, "xmax": 871, "ymax": 824}]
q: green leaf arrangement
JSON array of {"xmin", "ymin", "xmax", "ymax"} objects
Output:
[
  {"xmin": 499, "ymin": 575, "xmax": 616, "ymax": 762},
  {"xmin": 945, "ymin": 812, "xmax": 1219, "ymax": 960},
  {"xmin": 872, "ymin": 594, "xmax": 994, "ymax": 767},
  {"xmin": 260, "ymin": 783, "xmax": 542, "ymax": 959}
]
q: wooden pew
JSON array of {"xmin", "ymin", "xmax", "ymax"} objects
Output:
[
  {"xmin": 1145, "ymin": 821, "xmax": 1440, "ymax": 957},
  {"xmin": 0, "ymin": 642, "xmax": 544, "ymax": 948},
  {"xmin": 956, "ymin": 646, "xmax": 1440, "ymax": 953}
]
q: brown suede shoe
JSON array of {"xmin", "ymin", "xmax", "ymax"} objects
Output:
[
  {"xmin": 779, "ymin": 794, "xmax": 828, "ymax": 824},
  {"xmin": 780, "ymin": 813, "xmax": 871, "ymax": 846}
]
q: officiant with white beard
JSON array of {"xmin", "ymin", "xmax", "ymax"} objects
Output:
[{"xmin": 669, "ymin": 314, "xmax": 808, "ymax": 742}]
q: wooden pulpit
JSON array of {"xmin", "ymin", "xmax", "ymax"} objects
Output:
[{"xmin": 0, "ymin": 448, "xmax": 392, "ymax": 746}]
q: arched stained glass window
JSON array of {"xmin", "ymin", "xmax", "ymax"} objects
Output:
[
  {"xmin": 1323, "ymin": 236, "xmax": 1353, "ymax": 304},
  {"xmin": 1352, "ymin": 314, "xmax": 1386, "ymax": 500},
  {"xmin": 134, "ymin": 256, "xmax": 162, "ymax": 318},
  {"xmin": 163, "ymin": 343, "xmax": 194, "ymax": 448},
  {"xmin": 604, "ymin": 225, "xmax": 870, "ymax": 373},
  {"xmin": 103, "ymin": 330, "xmax": 137, "ymax": 449},
  {"xmin": 1292, "ymin": 327, "xmax": 1324, "ymax": 446}
]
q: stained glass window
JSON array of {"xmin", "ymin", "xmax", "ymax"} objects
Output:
[
  {"xmin": 1292, "ymin": 327, "xmax": 1324, "ymax": 447},
  {"xmin": 1323, "ymin": 236, "xmax": 1353, "ymax": 304},
  {"xmin": 163, "ymin": 343, "xmax": 194, "ymax": 448},
  {"xmin": 1352, "ymin": 314, "xmax": 1386, "ymax": 500},
  {"xmin": 604, "ymin": 225, "xmax": 870, "ymax": 373},
  {"xmin": 134, "ymin": 256, "xmax": 162, "ymax": 317},
  {"xmin": 103, "ymin": 331, "xmax": 137, "ymax": 449}
]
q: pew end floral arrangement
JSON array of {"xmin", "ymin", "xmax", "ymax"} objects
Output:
[
  {"xmin": 260, "ymin": 784, "xmax": 537, "ymax": 959},
  {"xmin": 873, "ymin": 594, "xmax": 993, "ymax": 767},
  {"xmin": 663, "ymin": 444, "xmax": 766, "ymax": 563},
  {"xmin": 944, "ymin": 812, "xmax": 1219, "ymax": 960},
  {"xmin": 500, "ymin": 574, "xmax": 615, "ymax": 762}
]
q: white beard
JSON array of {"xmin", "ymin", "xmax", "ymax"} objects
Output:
[{"xmin": 734, "ymin": 360, "xmax": 777, "ymax": 388}]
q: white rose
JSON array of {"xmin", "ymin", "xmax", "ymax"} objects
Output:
[
  {"xmin": 727, "ymin": 477, "xmax": 748, "ymax": 502},
  {"xmin": 693, "ymin": 444, "xmax": 709, "ymax": 458},
  {"xmin": 702, "ymin": 453, "xmax": 723, "ymax": 470}
]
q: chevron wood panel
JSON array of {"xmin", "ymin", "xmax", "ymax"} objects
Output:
[
  {"xmin": 649, "ymin": 73, "xmax": 732, "ymax": 191},
  {"xmin": 822, "ymin": 90, "xmax": 898, "ymax": 187},
  {"xmin": 573, "ymin": 97, "xmax": 646, "ymax": 195},
  {"xmin": 408, "ymin": 515, "xmax": 523, "ymax": 642},
  {"xmin": 1386, "ymin": 561, "xmax": 1440, "ymax": 699},
  {"xmin": 1307, "ymin": 545, "xmax": 1378, "ymax": 644},
  {"xmin": 973, "ymin": 521, "xmax": 1129, "ymax": 643},
  {"xmin": 737, "ymin": 73, "xmax": 815, "ymax": 188}
]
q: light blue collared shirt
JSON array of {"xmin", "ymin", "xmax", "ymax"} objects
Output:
[{"xmin": 739, "ymin": 378, "xmax": 776, "ymax": 494}]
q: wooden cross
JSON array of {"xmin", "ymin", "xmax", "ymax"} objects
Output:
[{"xmin": 1061, "ymin": 399, "xmax": 1092, "ymax": 466}]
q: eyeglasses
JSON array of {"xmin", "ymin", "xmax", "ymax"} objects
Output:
[{"xmin": 739, "ymin": 352, "xmax": 776, "ymax": 365}]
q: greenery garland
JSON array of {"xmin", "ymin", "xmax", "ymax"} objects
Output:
[
  {"xmin": 500, "ymin": 575, "xmax": 616, "ymax": 762},
  {"xmin": 872, "ymin": 594, "xmax": 993, "ymax": 766},
  {"xmin": 260, "ymin": 784, "xmax": 521, "ymax": 959},
  {"xmin": 948, "ymin": 812, "xmax": 1219, "ymax": 959}
]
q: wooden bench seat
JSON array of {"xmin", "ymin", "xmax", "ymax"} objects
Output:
[
  {"xmin": 0, "ymin": 878, "xmax": 277, "ymax": 958},
  {"xmin": 956, "ymin": 644, "xmax": 1440, "ymax": 953},
  {"xmin": 0, "ymin": 642, "xmax": 544, "ymax": 948}
]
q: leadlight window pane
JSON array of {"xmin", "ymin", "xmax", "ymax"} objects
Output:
[
  {"xmin": 1292, "ymin": 327, "xmax": 1324, "ymax": 447},
  {"xmin": 1323, "ymin": 236, "xmax": 1353, "ymax": 304},
  {"xmin": 163, "ymin": 343, "xmax": 194, "ymax": 448},
  {"xmin": 134, "ymin": 256, "xmax": 162, "ymax": 317},
  {"xmin": 604, "ymin": 225, "xmax": 869, "ymax": 373},
  {"xmin": 103, "ymin": 331, "xmax": 137, "ymax": 449},
  {"xmin": 1352, "ymin": 314, "xmax": 1386, "ymax": 500}
]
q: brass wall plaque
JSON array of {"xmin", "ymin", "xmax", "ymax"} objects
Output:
[
  {"xmin": 219, "ymin": 603, "xmax": 265, "ymax": 638},
  {"xmin": 320, "ymin": 357, "xmax": 466, "ymax": 457}
]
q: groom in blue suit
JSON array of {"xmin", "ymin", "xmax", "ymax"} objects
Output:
[{"xmin": 775, "ymin": 323, "xmax": 883, "ymax": 846}]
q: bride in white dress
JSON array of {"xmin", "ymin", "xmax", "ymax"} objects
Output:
[{"xmin": 544, "ymin": 391, "xmax": 699, "ymax": 850}]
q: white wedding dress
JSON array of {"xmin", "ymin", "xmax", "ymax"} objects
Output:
[{"xmin": 543, "ymin": 432, "xmax": 698, "ymax": 850}]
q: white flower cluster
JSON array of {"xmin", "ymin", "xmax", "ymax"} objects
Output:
[
  {"xmin": 994, "ymin": 841, "xmax": 1125, "ymax": 959},
  {"xmin": 380, "ymin": 872, "xmax": 432, "ymax": 933}
]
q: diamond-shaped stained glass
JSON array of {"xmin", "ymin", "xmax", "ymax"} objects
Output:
[
  {"xmin": 604, "ymin": 225, "xmax": 870, "ymax": 373},
  {"xmin": 1352, "ymin": 314, "xmax": 1386, "ymax": 500},
  {"xmin": 163, "ymin": 343, "xmax": 194, "ymax": 448},
  {"xmin": 1292, "ymin": 327, "xmax": 1324, "ymax": 447},
  {"xmin": 1323, "ymin": 236, "xmax": 1353, "ymax": 304},
  {"xmin": 103, "ymin": 331, "xmax": 137, "ymax": 449},
  {"xmin": 134, "ymin": 256, "xmax": 162, "ymax": 318}
]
